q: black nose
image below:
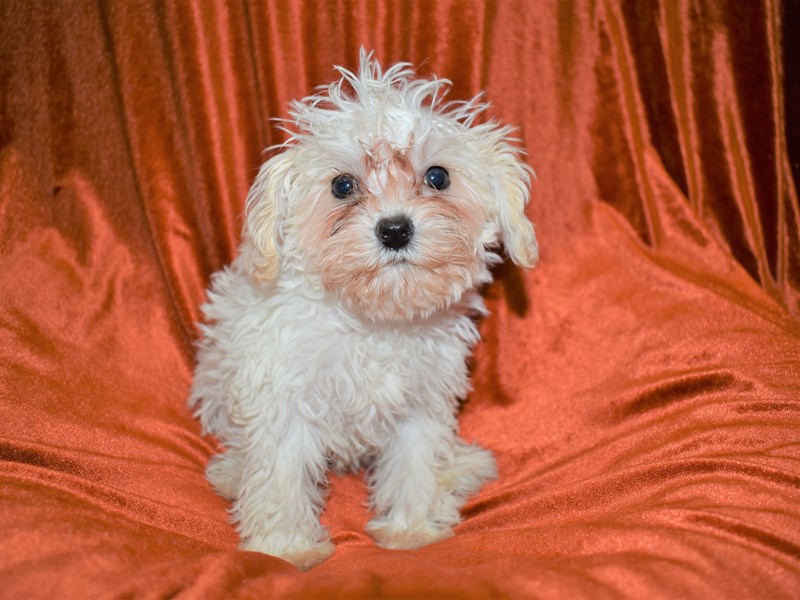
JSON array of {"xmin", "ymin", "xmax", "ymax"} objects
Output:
[{"xmin": 376, "ymin": 216, "xmax": 414, "ymax": 250}]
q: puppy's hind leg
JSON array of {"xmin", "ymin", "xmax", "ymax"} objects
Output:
[
  {"xmin": 439, "ymin": 437, "xmax": 497, "ymax": 499},
  {"xmin": 206, "ymin": 450, "xmax": 243, "ymax": 501}
]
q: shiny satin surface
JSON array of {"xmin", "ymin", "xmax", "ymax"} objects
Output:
[{"xmin": 1, "ymin": 0, "xmax": 799, "ymax": 597}]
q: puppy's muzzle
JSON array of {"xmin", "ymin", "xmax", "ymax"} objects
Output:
[{"xmin": 376, "ymin": 216, "xmax": 414, "ymax": 250}]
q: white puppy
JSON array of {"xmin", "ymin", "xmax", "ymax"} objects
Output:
[{"xmin": 189, "ymin": 50, "xmax": 538, "ymax": 571}]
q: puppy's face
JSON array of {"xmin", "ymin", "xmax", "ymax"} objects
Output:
[
  {"xmin": 293, "ymin": 134, "xmax": 493, "ymax": 322},
  {"xmin": 242, "ymin": 53, "xmax": 538, "ymax": 323}
]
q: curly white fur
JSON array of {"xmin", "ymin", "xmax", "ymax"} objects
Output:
[{"xmin": 189, "ymin": 49, "xmax": 538, "ymax": 571}]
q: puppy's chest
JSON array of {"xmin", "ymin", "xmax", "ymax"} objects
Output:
[{"xmin": 302, "ymin": 321, "xmax": 474, "ymax": 447}]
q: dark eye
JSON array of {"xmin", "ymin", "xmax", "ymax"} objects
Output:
[
  {"xmin": 424, "ymin": 166, "xmax": 450, "ymax": 190},
  {"xmin": 331, "ymin": 174, "xmax": 358, "ymax": 199}
]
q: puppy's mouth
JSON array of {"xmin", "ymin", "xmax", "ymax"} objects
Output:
[
  {"xmin": 384, "ymin": 252, "xmax": 410, "ymax": 265},
  {"xmin": 382, "ymin": 249, "xmax": 419, "ymax": 268}
]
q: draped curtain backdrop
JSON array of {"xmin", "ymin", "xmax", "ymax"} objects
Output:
[{"xmin": 1, "ymin": 0, "xmax": 799, "ymax": 597}]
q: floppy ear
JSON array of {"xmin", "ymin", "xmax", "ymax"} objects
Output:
[
  {"xmin": 241, "ymin": 153, "xmax": 293, "ymax": 284},
  {"xmin": 488, "ymin": 138, "xmax": 539, "ymax": 268}
]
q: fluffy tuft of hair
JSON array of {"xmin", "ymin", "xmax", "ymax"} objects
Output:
[{"xmin": 279, "ymin": 49, "xmax": 491, "ymax": 145}]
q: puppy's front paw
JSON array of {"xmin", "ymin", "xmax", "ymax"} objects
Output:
[
  {"xmin": 366, "ymin": 518, "xmax": 453, "ymax": 550},
  {"xmin": 241, "ymin": 536, "xmax": 335, "ymax": 571}
]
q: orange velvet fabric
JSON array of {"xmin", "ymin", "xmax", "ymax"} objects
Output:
[{"xmin": 2, "ymin": 0, "xmax": 800, "ymax": 597}]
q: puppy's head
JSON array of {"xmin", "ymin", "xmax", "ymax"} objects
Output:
[{"xmin": 242, "ymin": 50, "xmax": 538, "ymax": 322}]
